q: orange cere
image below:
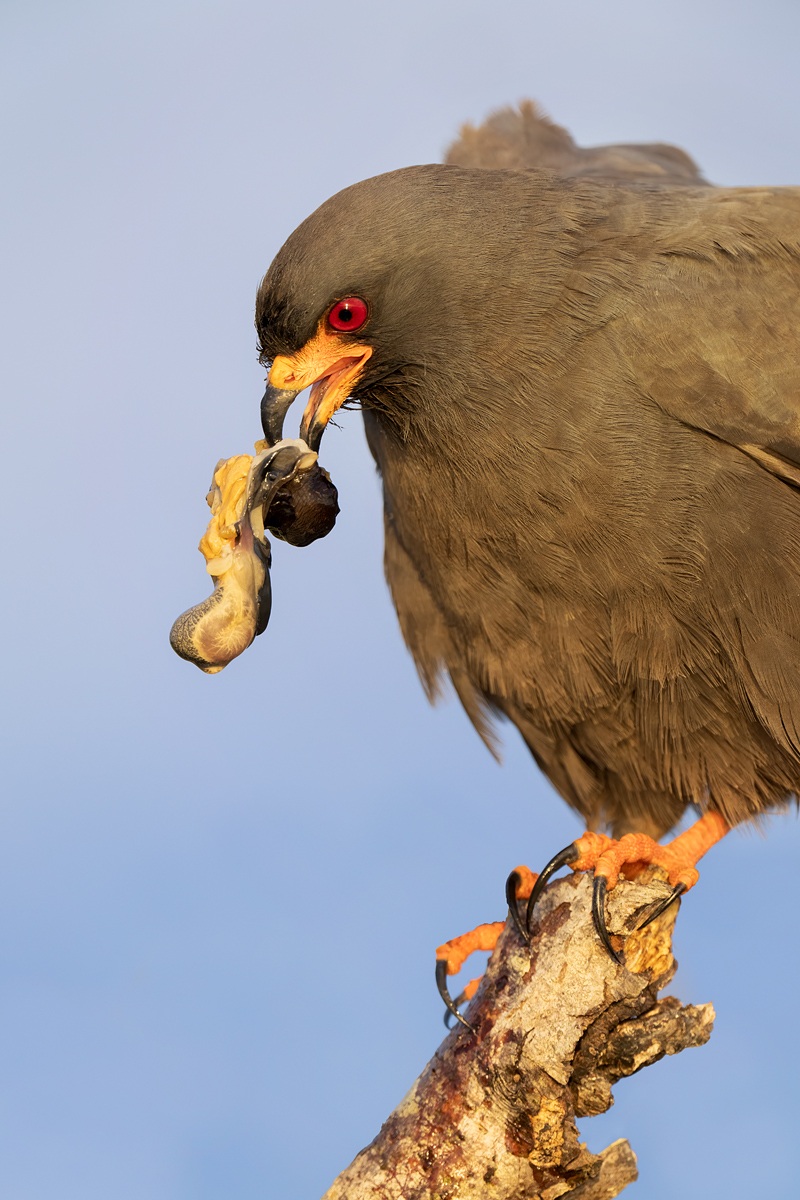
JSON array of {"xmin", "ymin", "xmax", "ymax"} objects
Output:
[{"xmin": 268, "ymin": 322, "xmax": 372, "ymax": 438}]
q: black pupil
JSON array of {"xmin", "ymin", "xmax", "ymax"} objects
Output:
[{"xmin": 337, "ymin": 306, "xmax": 353, "ymax": 322}]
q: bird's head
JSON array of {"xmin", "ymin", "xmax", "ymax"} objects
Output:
[{"xmin": 256, "ymin": 164, "xmax": 545, "ymax": 451}]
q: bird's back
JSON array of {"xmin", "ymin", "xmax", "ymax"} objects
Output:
[{"xmin": 373, "ymin": 120, "xmax": 800, "ymax": 839}]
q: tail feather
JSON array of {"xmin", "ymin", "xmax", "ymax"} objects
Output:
[{"xmin": 445, "ymin": 99, "xmax": 707, "ymax": 186}]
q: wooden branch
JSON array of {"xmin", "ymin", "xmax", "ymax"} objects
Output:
[{"xmin": 323, "ymin": 870, "xmax": 714, "ymax": 1200}]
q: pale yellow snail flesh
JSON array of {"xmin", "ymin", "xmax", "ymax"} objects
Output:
[{"xmin": 170, "ymin": 440, "xmax": 318, "ymax": 672}]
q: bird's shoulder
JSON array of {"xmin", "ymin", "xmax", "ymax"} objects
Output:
[{"xmin": 603, "ymin": 184, "xmax": 800, "ymax": 487}]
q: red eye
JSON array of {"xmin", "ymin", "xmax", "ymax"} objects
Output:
[{"xmin": 327, "ymin": 296, "xmax": 369, "ymax": 333}]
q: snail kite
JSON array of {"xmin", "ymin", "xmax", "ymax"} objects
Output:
[{"xmin": 255, "ymin": 103, "xmax": 800, "ymax": 1012}]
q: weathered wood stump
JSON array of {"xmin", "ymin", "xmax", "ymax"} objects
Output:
[{"xmin": 323, "ymin": 870, "xmax": 713, "ymax": 1199}]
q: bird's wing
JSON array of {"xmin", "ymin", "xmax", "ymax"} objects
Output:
[
  {"xmin": 445, "ymin": 100, "xmax": 706, "ymax": 186},
  {"xmin": 614, "ymin": 185, "xmax": 800, "ymax": 757},
  {"xmin": 624, "ymin": 187, "xmax": 800, "ymax": 485},
  {"xmin": 383, "ymin": 513, "xmax": 500, "ymax": 757}
]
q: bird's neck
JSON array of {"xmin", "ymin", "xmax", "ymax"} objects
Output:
[{"xmin": 362, "ymin": 394, "xmax": 560, "ymax": 588}]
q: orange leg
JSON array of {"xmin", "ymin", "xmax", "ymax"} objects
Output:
[
  {"xmin": 527, "ymin": 812, "xmax": 730, "ymax": 961},
  {"xmin": 435, "ymin": 865, "xmax": 537, "ymax": 1030}
]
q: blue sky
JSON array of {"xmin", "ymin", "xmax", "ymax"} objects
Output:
[{"xmin": 2, "ymin": 1, "xmax": 799, "ymax": 1196}]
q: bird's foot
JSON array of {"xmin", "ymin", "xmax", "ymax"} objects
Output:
[
  {"xmin": 435, "ymin": 865, "xmax": 537, "ymax": 1031},
  {"xmin": 525, "ymin": 812, "xmax": 729, "ymax": 963}
]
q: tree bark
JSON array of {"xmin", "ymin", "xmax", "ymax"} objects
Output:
[{"xmin": 323, "ymin": 870, "xmax": 714, "ymax": 1199}]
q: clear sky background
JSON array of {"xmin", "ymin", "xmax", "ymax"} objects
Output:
[{"xmin": 2, "ymin": 2, "xmax": 799, "ymax": 1197}]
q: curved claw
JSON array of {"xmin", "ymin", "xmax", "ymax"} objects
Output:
[
  {"xmin": 505, "ymin": 870, "xmax": 529, "ymax": 943},
  {"xmin": 525, "ymin": 843, "xmax": 579, "ymax": 934},
  {"xmin": 435, "ymin": 959, "xmax": 476, "ymax": 1033},
  {"xmin": 636, "ymin": 882, "xmax": 687, "ymax": 930},
  {"xmin": 592, "ymin": 875, "xmax": 622, "ymax": 964},
  {"xmin": 443, "ymin": 986, "xmax": 472, "ymax": 1030}
]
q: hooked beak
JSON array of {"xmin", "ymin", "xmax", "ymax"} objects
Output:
[{"xmin": 260, "ymin": 323, "xmax": 372, "ymax": 450}]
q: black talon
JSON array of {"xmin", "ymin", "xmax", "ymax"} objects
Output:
[
  {"xmin": 592, "ymin": 874, "xmax": 622, "ymax": 963},
  {"xmin": 435, "ymin": 959, "xmax": 476, "ymax": 1033},
  {"xmin": 505, "ymin": 870, "xmax": 529, "ymax": 943},
  {"xmin": 443, "ymin": 987, "xmax": 471, "ymax": 1030},
  {"xmin": 636, "ymin": 882, "xmax": 687, "ymax": 930},
  {"xmin": 525, "ymin": 843, "xmax": 579, "ymax": 934}
]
